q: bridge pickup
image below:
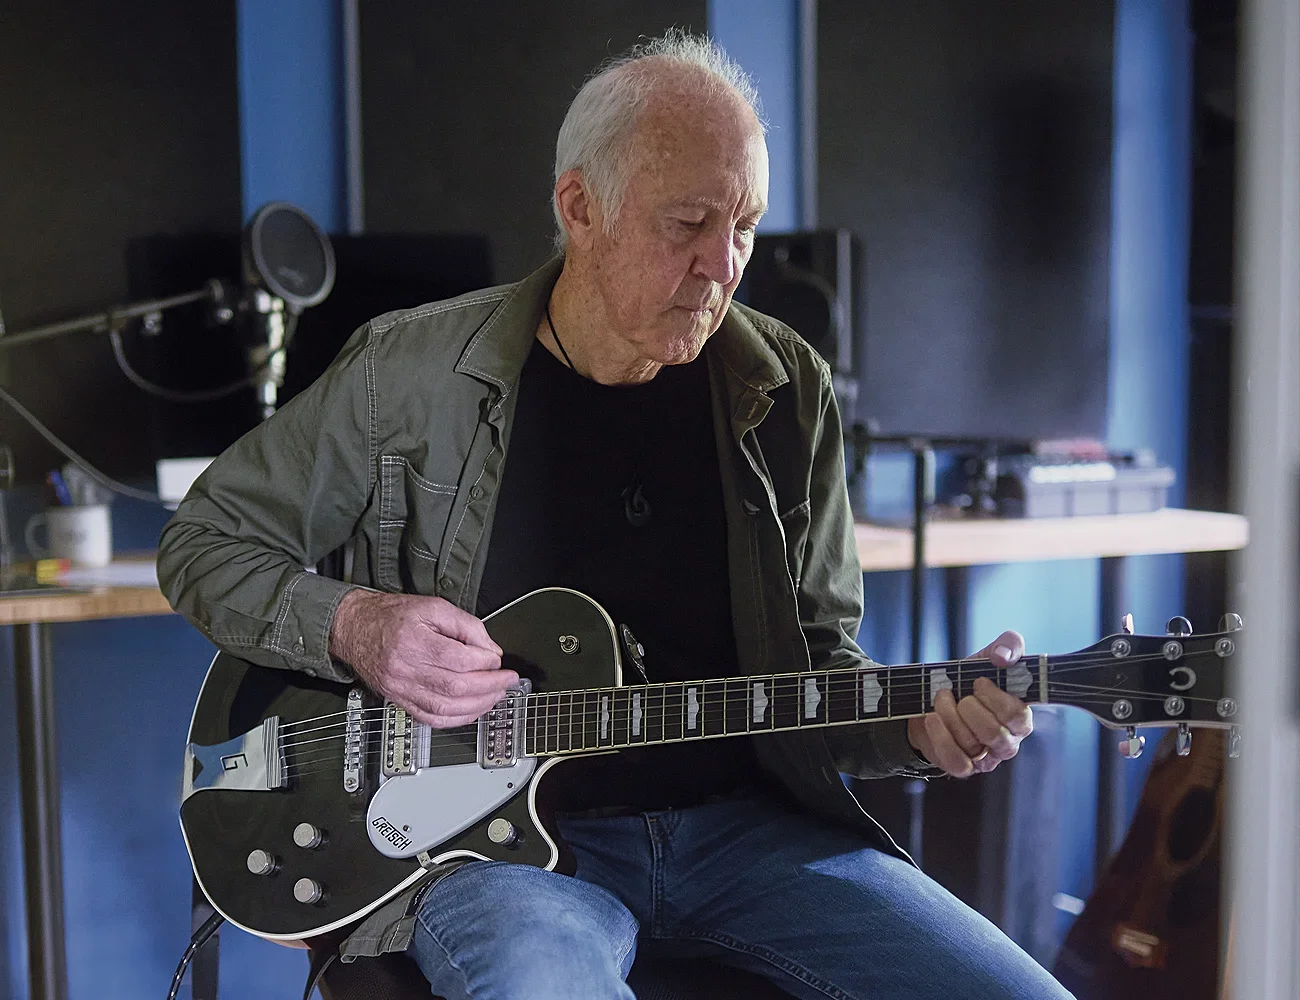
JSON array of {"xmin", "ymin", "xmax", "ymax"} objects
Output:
[
  {"xmin": 182, "ymin": 716, "xmax": 284, "ymax": 801},
  {"xmin": 478, "ymin": 680, "xmax": 531, "ymax": 769}
]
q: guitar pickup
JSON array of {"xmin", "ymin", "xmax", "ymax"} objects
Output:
[
  {"xmin": 478, "ymin": 680, "xmax": 531, "ymax": 769},
  {"xmin": 182, "ymin": 716, "xmax": 284, "ymax": 801}
]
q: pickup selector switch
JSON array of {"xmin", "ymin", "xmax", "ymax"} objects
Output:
[
  {"xmin": 246, "ymin": 849, "xmax": 279, "ymax": 876},
  {"xmin": 293, "ymin": 823, "xmax": 325, "ymax": 849},
  {"xmin": 294, "ymin": 878, "xmax": 325, "ymax": 905}
]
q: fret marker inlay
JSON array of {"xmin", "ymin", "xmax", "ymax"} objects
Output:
[
  {"xmin": 632, "ymin": 693, "xmax": 642, "ymax": 737},
  {"xmin": 752, "ymin": 682, "xmax": 768, "ymax": 723},
  {"xmin": 861, "ymin": 673, "xmax": 883, "ymax": 713},
  {"xmin": 600, "ymin": 695, "xmax": 610, "ymax": 740},
  {"xmin": 930, "ymin": 668, "xmax": 953, "ymax": 706},
  {"xmin": 686, "ymin": 687, "xmax": 699, "ymax": 731},
  {"xmin": 803, "ymin": 677, "xmax": 822, "ymax": 719},
  {"xmin": 1006, "ymin": 664, "xmax": 1032, "ymax": 699}
]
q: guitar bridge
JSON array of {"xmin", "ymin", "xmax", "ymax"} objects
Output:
[
  {"xmin": 182, "ymin": 716, "xmax": 284, "ymax": 801},
  {"xmin": 478, "ymin": 680, "xmax": 531, "ymax": 769}
]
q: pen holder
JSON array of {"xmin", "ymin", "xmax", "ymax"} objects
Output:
[{"xmin": 25, "ymin": 504, "xmax": 113, "ymax": 567}]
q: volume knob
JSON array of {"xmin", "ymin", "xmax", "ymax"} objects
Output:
[
  {"xmin": 293, "ymin": 878, "xmax": 325, "ymax": 905},
  {"xmin": 293, "ymin": 823, "xmax": 325, "ymax": 849},
  {"xmin": 246, "ymin": 849, "xmax": 278, "ymax": 876},
  {"xmin": 486, "ymin": 818, "xmax": 518, "ymax": 846}
]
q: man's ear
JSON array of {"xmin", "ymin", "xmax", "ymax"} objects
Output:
[{"xmin": 555, "ymin": 169, "xmax": 601, "ymax": 250}]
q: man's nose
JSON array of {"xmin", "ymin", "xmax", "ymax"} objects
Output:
[{"xmin": 694, "ymin": 228, "xmax": 739, "ymax": 286}]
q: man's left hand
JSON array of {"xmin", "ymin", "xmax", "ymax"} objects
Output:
[{"xmin": 906, "ymin": 630, "xmax": 1034, "ymax": 778}]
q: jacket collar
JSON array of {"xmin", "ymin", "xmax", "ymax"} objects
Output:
[{"xmin": 455, "ymin": 256, "xmax": 790, "ymax": 420}]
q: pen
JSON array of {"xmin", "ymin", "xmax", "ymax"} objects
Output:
[{"xmin": 47, "ymin": 469, "xmax": 72, "ymax": 506}]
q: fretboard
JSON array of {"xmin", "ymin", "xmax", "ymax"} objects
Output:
[{"xmin": 520, "ymin": 656, "xmax": 1048, "ymax": 756}]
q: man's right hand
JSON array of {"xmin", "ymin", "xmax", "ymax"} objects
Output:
[{"xmin": 328, "ymin": 589, "xmax": 519, "ymax": 728}]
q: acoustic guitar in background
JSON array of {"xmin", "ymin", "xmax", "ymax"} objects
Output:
[{"xmin": 1053, "ymin": 724, "xmax": 1230, "ymax": 999}]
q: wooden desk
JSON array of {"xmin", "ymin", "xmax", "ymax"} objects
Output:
[
  {"xmin": 6, "ymin": 575, "xmax": 175, "ymax": 1000},
  {"xmin": 855, "ymin": 508, "xmax": 1250, "ymax": 572}
]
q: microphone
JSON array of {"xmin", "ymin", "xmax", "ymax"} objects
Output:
[{"xmin": 240, "ymin": 203, "xmax": 335, "ymax": 420}]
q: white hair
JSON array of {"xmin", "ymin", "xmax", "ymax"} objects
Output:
[{"xmin": 552, "ymin": 29, "xmax": 765, "ymax": 249}]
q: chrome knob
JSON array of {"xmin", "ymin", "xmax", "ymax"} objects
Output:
[
  {"xmin": 293, "ymin": 878, "xmax": 325, "ymax": 905},
  {"xmin": 1176, "ymin": 723, "xmax": 1192, "ymax": 757},
  {"xmin": 1220, "ymin": 613, "xmax": 1244, "ymax": 633},
  {"xmin": 246, "ymin": 849, "xmax": 278, "ymax": 876},
  {"xmin": 486, "ymin": 817, "xmax": 518, "ymax": 846},
  {"xmin": 293, "ymin": 823, "xmax": 325, "ymax": 850},
  {"xmin": 1118, "ymin": 726, "xmax": 1145, "ymax": 759},
  {"xmin": 1120, "ymin": 614, "xmax": 1134, "ymax": 635},
  {"xmin": 1166, "ymin": 616, "xmax": 1193, "ymax": 637}
]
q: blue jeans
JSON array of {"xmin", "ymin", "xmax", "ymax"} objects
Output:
[{"xmin": 407, "ymin": 793, "xmax": 1074, "ymax": 999}]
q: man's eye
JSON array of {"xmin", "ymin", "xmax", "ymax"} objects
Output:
[{"xmin": 677, "ymin": 218, "xmax": 705, "ymax": 228}]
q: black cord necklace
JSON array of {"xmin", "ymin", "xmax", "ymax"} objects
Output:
[
  {"xmin": 544, "ymin": 301, "xmax": 652, "ymax": 528},
  {"xmin": 545, "ymin": 303, "xmax": 578, "ymax": 371}
]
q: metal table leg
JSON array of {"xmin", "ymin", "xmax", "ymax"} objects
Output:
[{"xmin": 13, "ymin": 621, "xmax": 68, "ymax": 1000}]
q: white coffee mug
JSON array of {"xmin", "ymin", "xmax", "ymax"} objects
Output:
[{"xmin": 25, "ymin": 505, "xmax": 113, "ymax": 567}]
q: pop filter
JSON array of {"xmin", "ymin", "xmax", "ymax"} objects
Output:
[
  {"xmin": 242, "ymin": 202, "xmax": 335, "ymax": 313},
  {"xmin": 240, "ymin": 203, "xmax": 335, "ymax": 418}
]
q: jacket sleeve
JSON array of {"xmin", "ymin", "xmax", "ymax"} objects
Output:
[
  {"xmin": 156, "ymin": 324, "xmax": 374, "ymax": 683},
  {"xmin": 798, "ymin": 368, "xmax": 938, "ymax": 778}
]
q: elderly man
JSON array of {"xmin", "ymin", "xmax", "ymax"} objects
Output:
[{"xmin": 159, "ymin": 31, "xmax": 1073, "ymax": 1000}]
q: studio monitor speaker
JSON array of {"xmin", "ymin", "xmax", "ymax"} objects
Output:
[{"xmin": 738, "ymin": 229, "xmax": 859, "ymax": 419}]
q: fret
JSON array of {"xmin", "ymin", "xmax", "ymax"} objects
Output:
[
  {"xmin": 894, "ymin": 664, "xmax": 926, "ymax": 719},
  {"xmin": 582, "ymin": 689, "xmax": 598, "ymax": 751},
  {"xmin": 663, "ymin": 682, "xmax": 685, "ymax": 743},
  {"xmin": 646, "ymin": 684, "xmax": 666, "ymax": 744},
  {"xmin": 723, "ymin": 677, "xmax": 749, "ymax": 735},
  {"xmin": 612, "ymin": 688, "xmax": 631, "ymax": 747},
  {"xmin": 826, "ymin": 670, "xmax": 856, "ymax": 724},
  {"xmin": 703, "ymin": 679, "xmax": 727, "ymax": 736}
]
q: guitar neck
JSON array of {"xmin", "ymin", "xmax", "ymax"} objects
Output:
[{"xmin": 520, "ymin": 655, "xmax": 1050, "ymax": 757}]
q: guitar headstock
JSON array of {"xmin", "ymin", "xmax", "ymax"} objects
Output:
[{"xmin": 1047, "ymin": 615, "xmax": 1241, "ymax": 738}]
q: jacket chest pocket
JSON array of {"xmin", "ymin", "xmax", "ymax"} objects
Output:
[{"xmin": 377, "ymin": 455, "xmax": 457, "ymax": 594}]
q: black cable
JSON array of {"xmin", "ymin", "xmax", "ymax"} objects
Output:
[
  {"xmin": 0, "ymin": 384, "xmax": 162, "ymax": 502},
  {"xmin": 109, "ymin": 327, "xmax": 264, "ymax": 403},
  {"xmin": 166, "ymin": 909, "xmax": 225, "ymax": 1000}
]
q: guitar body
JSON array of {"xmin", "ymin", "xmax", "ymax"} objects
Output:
[
  {"xmin": 1053, "ymin": 729, "xmax": 1226, "ymax": 999},
  {"xmin": 180, "ymin": 588, "xmax": 623, "ymax": 940}
]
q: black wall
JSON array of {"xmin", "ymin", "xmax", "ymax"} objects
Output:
[
  {"xmin": 360, "ymin": 0, "xmax": 707, "ymax": 284},
  {"xmin": 819, "ymin": 0, "xmax": 1114, "ymax": 439},
  {"xmin": 0, "ymin": 2, "xmax": 243, "ymax": 483}
]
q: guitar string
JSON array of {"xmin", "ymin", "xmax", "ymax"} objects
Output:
[
  {"xmin": 274, "ymin": 647, "xmax": 1214, "ymax": 735},
  {"xmin": 272, "ymin": 650, "xmax": 1224, "ymax": 751},
  {"xmin": 278, "ymin": 684, "xmax": 1231, "ymax": 772},
  {"xmin": 273, "ymin": 645, "xmax": 1217, "ymax": 733}
]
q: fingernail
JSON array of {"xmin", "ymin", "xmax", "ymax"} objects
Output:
[{"xmin": 994, "ymin": 645, "xmax": 1013, "ymax": 661}]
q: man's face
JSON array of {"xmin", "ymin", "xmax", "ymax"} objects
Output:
[{"xmin": 585, "ymin": 96, "xmax": 769, "ymax": 366}]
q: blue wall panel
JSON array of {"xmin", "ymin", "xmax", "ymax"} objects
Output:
[{"xmin": 708, "ymin": 0, "xmax": 801, "ymax": 231}]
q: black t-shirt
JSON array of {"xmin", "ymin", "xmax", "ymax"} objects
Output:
[{"xmin": 477, "ymin": 339, "xmax": 762, "ymax": 812}]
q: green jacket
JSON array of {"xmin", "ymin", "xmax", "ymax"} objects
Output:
[{"xmin": 158, "ymin": 258, "xmax": 933, "ymax": 953}]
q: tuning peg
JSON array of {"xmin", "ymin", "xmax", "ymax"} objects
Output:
[
  {"xmin": 1219, "ymin": 613, "xmax": 1244, "ymax": 633},
  {"xmin": 1118, "ymin": 726, "xmax": 1145, "ymax": 759},
  {"xmin": 1176, "ymin": 723, "xmax": 1192, "ymax": 756},
  {"xmin": 1166, "ymin": 616, "xmax": 1193, "ymax": 637},
  {"xmin": 1227, "ymin": 726, "xmax": 1241, "ymax": 759},
  {"xmin": 1120, "ymin": 614, "xmax": 1134, "ymax": 635}
]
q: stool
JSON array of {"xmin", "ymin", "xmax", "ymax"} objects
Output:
[{"xmin": 310, "ymin": 947, "xmax": 796, "ymax": 1000}]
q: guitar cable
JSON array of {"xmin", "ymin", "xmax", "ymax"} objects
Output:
[{"xmin": 166, "ymin": 909, "xmax": 225, "ymax": 1000}]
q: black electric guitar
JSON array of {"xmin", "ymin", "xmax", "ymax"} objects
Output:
[{"xmin": 179, "ymin": 587, "xmax": 1242, "ymax": 942}]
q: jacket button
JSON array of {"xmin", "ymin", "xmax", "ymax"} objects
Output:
[
  {"xmin": 439, "ymin": 576, "xmax": 453, "ymax": 592},
  {"xmin": 293, "ymin": 641, "xmax": 305, "ymax": 654},
  {"xmin": 742, "ymin": 499, "xmax": 761, "ymax": 515},
  {"xmin": 469, "ymin": 485, "xmax": 484, "ymax": 501}
]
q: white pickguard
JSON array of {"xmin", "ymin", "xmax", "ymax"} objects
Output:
[{"xmin": 365, "ymin": 757, "xmax": 537, "ymax": 859}]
